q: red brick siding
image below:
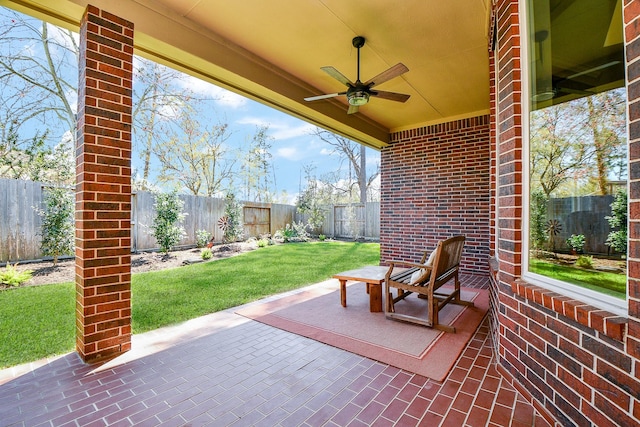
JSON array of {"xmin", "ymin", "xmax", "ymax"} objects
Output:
[
  {"xmin": 76, "ymin": 5, "xmax": 133, "ymax": 364},
  {"xmin": 380, "ymin": 116, "xmax": 490, "ymax": 275},
  {"xmin": 626, "ymin": 0, "xmax": 640, "ymax": 368},
  {"xmin": 491, "ymin": 0, "xmax": 640, "ymax": 425}
]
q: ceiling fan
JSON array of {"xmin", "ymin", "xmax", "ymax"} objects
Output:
[{"xmin": 304, "ymin": 36, "xmax": 410, "ymax": 114}]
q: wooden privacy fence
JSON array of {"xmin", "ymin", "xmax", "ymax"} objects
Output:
[
  {"xmin": 0, "ymin": 179, "xmax": 381, "ymax": 262},
  {"xmin": 298, "ymin": 203, "xmax": 381, "ymax": 240},
  {"xmin": 0, "ymin": 179, "xmax": 296, "ymax": 262}
]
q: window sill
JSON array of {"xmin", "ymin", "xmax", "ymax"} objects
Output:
[
  {"xmin": 488, "ymin": 260, "xmax": 627, "ymax": 342},
  {"xmin": 511, "ymin": 280, "xmax": 627, "ymax": 342}
]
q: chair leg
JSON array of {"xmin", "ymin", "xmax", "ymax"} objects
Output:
[
  {"xmin": 432, "ymin": 295, "xmax": 457, "ymax": 333},
  {"xmin": 452, "ymin": 275, "xmax": 474, "ymax": 307}
]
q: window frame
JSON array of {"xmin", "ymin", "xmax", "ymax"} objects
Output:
[{"xmin": 519, "ymin": 0, "xmax": 628, "ymax": 317}]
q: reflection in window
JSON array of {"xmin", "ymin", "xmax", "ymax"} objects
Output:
[{"xmin": 527, "ymin": 0, "xmax": 627, "ymax": 300}]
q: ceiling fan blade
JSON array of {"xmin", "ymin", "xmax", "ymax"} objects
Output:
[
  {"xmin": 364, "ymin": 63, "xmax": 409, "ymax": 87},
  {"xmin": 371, "ymin": 90, "xmax": 410, "ymax": 103},
  {"xmin": 347, "ymin": 104, "xmax": 359, "ymax": 114},
  {"xmin": 321, "ymin": 66, "xmax": 354, "ymax": 86},
  {"xmin": 304, "ymin": 92, "xmax": 345, "ymax": 102}
]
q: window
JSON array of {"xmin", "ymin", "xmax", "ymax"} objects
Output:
[{"xmin": 524, "ymin": 0, "xmax": 627, "ymax": 314}]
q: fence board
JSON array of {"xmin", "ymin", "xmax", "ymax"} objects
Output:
[{"xmin": 0, "ymin": 179, "xmax": 44, "ymax": 262}]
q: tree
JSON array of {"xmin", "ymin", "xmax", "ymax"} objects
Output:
[
  {"xmin": 0, "ymin": 10, "xmax": 78, "ymax": 184},
  {"xmin": 529, "ymin": 190, "xmax": 548, "ymax": 250},
  {"xmin": 583, "ymin": 90, "xmax": 627, "ymax": 195},
  {"xmin": 33, "ymin": 186, "xmax": 74, "ymax": 265},
  {"xmin": 220, "ymin": 193, "xmax": 244, "ymax": 243},
  {"xmin": 0, "ymin": 12, "xmax": 78, "ymax": 145},
  {"xmin": 132, "ymin": 61, "xmax": 210, "ymax": 189},
  {"xmin": 154, "ymin": 112, "xmax": 235, "ymax": 196},
  {"xmin": 530, "ymin": 88, "xmax": 627, "ymax": 198},
  {"xmin": 150, "ymin": 190, "xmax": 187, "ymax": 253},
  {"xmin": 296, "ymin": 164, "xmax": 327, "ymax": 234},
  {"xmin": 240, "ymin": 125, "xmax": 274, "ymax": 202},
  {"xmin": 605, "ymin": 190, "xmax": 627, "ymax": 255},
  {"xmin": 312, "ymin": 129, "xmax": 379, "ymax": 203},
  {"xmin": 529, "ymin": 103, "xmax": 590, "ymax": 197},
  {"xmin": 0, "ymin": 9, "xmax": 206, "ymax": 189}
]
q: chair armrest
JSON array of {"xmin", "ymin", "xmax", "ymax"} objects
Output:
[{"xmin": 385, "ymin": 261, "xmax": 433, "ymax": 284}]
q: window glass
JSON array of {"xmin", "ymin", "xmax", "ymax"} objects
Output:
[{"xmin": 527, "ymin": 0, "xmax": 627, "ymax": 301}]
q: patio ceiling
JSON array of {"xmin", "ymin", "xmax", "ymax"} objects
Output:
[{"xmin": 3, "ymin": 0, "xmax": 493, "ymax": 149}]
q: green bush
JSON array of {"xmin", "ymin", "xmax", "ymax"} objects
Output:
[
  {"xmin": 275, "ymin": 222, "xmax": 309, "ymax": 243},
  {"xmin": 575, "ymin": 255, "xmax": 593, "ymax": 269},
  {"xmin": 33, "ymin": 187, "xmax": 74, "ymax": 265},
  {"xmin": 220, "ymin": 193, "xmax": 244, "ymax": 243},
  {"xmin": 605, "ymin": 190, "xmax": 627, "ymax": 255},
  {"xmin": 566, "ymin": 234, "xmax": 585, "ymax": 252},
  {"xmin": 0, "ymin": 263, "xmax": 33, "ymax": 287},
  {"xmin": 196, "ymin": 229, "xmax": 211, "ymax": 248},
  {"xmin": 200, "ymin": 248, "xmax": 213, "ymax": 260},
  {"xmin": 530, "ymin": 190, "xmax": 549, "ymax": 250},
  {"xmin": 151, "ymin": 190, "xmax": 187, "ymax": 253}
]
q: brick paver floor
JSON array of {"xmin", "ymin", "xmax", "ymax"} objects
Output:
[{"xmin": 0, "ymin": 279, "xmax": 555, "ymax": 426}]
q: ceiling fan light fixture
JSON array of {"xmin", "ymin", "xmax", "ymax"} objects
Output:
[{"xmin": 348, "ymin": 90, "xmax": 369, "ymax": 106}]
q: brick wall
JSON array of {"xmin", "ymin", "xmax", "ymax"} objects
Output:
[
  {"xmin": 76, "ymin": 5, "xmax": 134, "ymax": 363},
  {"xmin": 625, "ymin": 0, "xmax": 640, "ymax": 373},
  {"xmin": 491, "ymin": 1, "xmax": 640, "ymax": 425},
  {"xmin": 380, "ymin": 117, "xmax": 491, "ymax": 275}
]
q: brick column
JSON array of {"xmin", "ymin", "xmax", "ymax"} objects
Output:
[{"xmin": 76, "ymin": 5, "xmax": 134, "ymax": 363}]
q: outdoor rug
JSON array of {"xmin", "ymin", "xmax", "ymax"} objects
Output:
[{"xmin": 236, "ymin": 279, "xmax": 489, "ymax": 381}]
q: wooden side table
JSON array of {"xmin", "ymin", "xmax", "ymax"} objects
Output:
[{"xmin": 332, "ymin": 265, "xmax": 397, "ymax": 312}]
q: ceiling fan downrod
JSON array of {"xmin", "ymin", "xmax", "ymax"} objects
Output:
[{"xmin": 352, "ymin": 36, "xmax": 365, "ymax": 82}]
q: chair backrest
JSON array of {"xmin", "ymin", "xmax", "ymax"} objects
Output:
[{"xmin": 430, "ymin": 235, "xmax": 465, "ymax": 287}]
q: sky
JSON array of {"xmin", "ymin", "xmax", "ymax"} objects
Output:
[
  {"xmin": 167, "ymin": 73, "xmax": 381, "ymax": 203},
  {"xmin": 1, "ymin": 6, "xmax": 380, "ymax": 205}
]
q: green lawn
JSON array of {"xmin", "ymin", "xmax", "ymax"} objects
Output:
[
  {"xmin": 529, "ymin": 258, "xmax": 626, "ymax": 299},
  {"xmin": 0, "ymin": 241, "xmax": 379, "ymax": 368}
]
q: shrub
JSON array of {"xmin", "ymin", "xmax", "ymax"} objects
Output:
[
  {"xmin": 530, "ymin": 190, "xmax": 548, "ymax": 250},
  {"xmin": 0, "ymin": 263, "xmax": 33, "ymax": 286},
  {"xmin": 566, "ymin": 234, "xmax": 585, "ymax": 253},
  {"xmin": 200, "ymin": 248, "xmax": 213, "ymax": 260},
  {"xmin": 33, "ymin": 187, "xmax": 74, "ymax": 265},
  {"xmin": 196, "ymin": 229, "xmax": 211, "ymax": 248},
  {"xmin": 257, "ymin": 238, "xmax": 269, "ymax": 248},
  {"xmin": 151, "ymin": 190, "xmax": 187, "ymax": 253},
  {"xmin": 275, "ymin": 222, "xmax": 309, "ymax": 243},
  {"xmin": 319, "ymin": 234, "xmax": 326, "ymax": 241},
  {"xmin": 605, "ymin": 190, "xmax": 627, "ymax": 255},
  {"xmin": 220, "ymin": 193, "xmax": 244, "ymax": 243},
  {"xmin": 575, "ymin": 255, "xmax": 593, "ymax": 269}
]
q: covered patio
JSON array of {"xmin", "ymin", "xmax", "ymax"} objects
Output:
[
  {"xmin": 0, "ymin": 278, "xmax": 552, "ymax": 426},
  {"xmin": 0, "ymin": 0, "xmax": 639, "ymax": 426}
]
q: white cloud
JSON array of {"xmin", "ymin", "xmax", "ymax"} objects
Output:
[
  {"xmin": 157, "ymin": 104, "xmax": 181, "ymax": 121},
  {"xmin": 276, "ymin": 146, "xmax": 300, "ymax": 160},
  {"xmin": 65, "ymin": 89, "xmax": 77, "ymax": 115},
  {"xmin": 271, "ymin": 123, "xmax": 316, "ymax": 140},
  {"xmin": 236, "ymin": 116, "xmax": 270, "ymax": 127},
  {"xmin": 46, "ymin": 23, "xmax": 79, "ymax": 50},
  {"xmin": 236, "ymin": 116, "xmax": 316, "ymax": 140},
  {"xmin": 180, "ymin": 76, "xmax": 247, "ymax": 108}
]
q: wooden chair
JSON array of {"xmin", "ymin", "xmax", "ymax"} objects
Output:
[{"xmin": 384, "ymin": 235, "xmax": 473, "ymax": 332}]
